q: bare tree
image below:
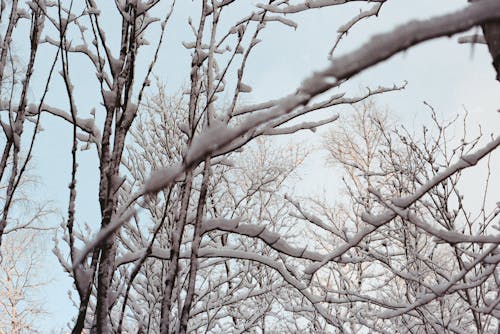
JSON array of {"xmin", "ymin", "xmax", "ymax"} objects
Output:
[
  {"xmin": 0, "ymin": 230, "xmax": 50, "ymax": 334},
  {"xmin": 311, "ymin": 101, "xmax": 499, "ymax": 332},
  {"xmin": 0, "ymin": 0, "xmax": 46, "ymax": 248},
  {"xmin": 0, "ymin": 5, "xmax": 55, "ymax": 331},
  {"xmin": 0, "ymin": 0, "xmax": 497, "ymax": 333},
  {"xmin": 84, "ymin": 88, "xmax": 313, "ymax": 332}
]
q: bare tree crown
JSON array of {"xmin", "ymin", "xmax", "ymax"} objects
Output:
[{"xmin": 0, "ymin": 0, "xmax": 498, "ymax": 333}]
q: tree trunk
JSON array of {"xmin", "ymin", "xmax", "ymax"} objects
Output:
[{"xmin": 482, "ymin": 22, "xmax": 500, "ymax": 81}]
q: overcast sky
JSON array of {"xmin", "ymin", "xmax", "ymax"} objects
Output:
[{"xmin": 14, "ymin": 1, "xmax": 499, "ymax": 331}]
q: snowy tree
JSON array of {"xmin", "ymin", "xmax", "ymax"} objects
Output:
[
  {"xmin": 0, "ymin": 0, "xmax": 498, "ymax": 333},
  {"xmin": 0, "ymin": 5, "xmax": 54, "ymax": 331},
  {"xmin": 109, "ymin": 90, "xmax": 308, "ymax": 332},
  {"xmin": 316, "ymin": 101, "xmax": 499, "ymax": 332},
  {"xmin": 0, "ymin": 230, "xmax": 51, "ymax": 334},
  {"xmin": 0, "ymin": 0, "xmax": 45, "ymax": 247}
]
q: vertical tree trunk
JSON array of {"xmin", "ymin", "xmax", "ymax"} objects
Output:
[{"xmin": 482, "ymin": 22, "xmax": 500, "ymax": 80}]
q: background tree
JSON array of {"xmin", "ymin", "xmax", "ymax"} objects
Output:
[
  {"xmin": 73, "ymin": 86, "xmax": 318, "ymax": 333},
  {"xmin": 303, "ymin": 101, "xmax": 499, "ymax": 332},
  {"xmin": 0, "ymin": 4, "xmax": 54, "ymax": 331},
  {"xmin": 0, "ymin": 230, "xmax": 50, "ymax": 334},
  {"xmin": 0, "ymin": 0, "xmax": 45, "ymax": 246}
]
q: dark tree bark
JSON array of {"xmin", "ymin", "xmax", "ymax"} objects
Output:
[{"xmin": 482, "ymin": 21, "xmax": 500, "ymax": 80}]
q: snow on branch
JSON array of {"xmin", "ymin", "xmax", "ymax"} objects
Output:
[
  {"xmin": 143, "ymin": 92, "xmax": 312, "ymax": 194},
  {"xmin": 28, "ymin": 104, "xmax": 101, "ymax": 141},
  {"xmin": 369, "ymin": 188, "xmax": 500, "ymax": 245},
  {"xmin": 380, "ymin": 243, "xmax": 498, "ymax": 319},
  {"xmin": 190, "ymin": 283, "xmax": 283, "ymax": 318},
  {"xmin": 263, "ymin": 114, "xmax": 339, "ymax": 135},
  {"xmin": 304, "ymin": 135, "xmax": 500, "ymax": 276},
  {"xmin": 197, "ymin": 247, "xmax": 344, "ymax": 329},
  {"xmin": 201, "ymin": 218, "xmax": 325, "ymax": 261},
  {"xmin": 215, "ymin": 83, "xmax": 403, "ymax": 159},
  {"xmin": 329, "ymin": 2, "xmax": 384, "ymax": 57},
  {"xmin": 324, "ymin": 0, "xmax": 500, "ymax": 79},
  {"xmin": 72, "ymin": 207, "xmax": 136, "ymax": 269},
  {"xmin": 257, "ymin": 0, "xmax": 386, "ymax": 14},
  {"xmin": 144, "ymin": 80, "xmax": 404, "ymax": 195},
  {"xmin": 286, "ymin": 195, "xmax": 342, "ymax": 236},
  {"xmin": 249, "ymin": 13, "xmax": 297, "ymax": 29},
  {"xmin": 233, "ymin": 99, "xmax": 280, "ymax": 116},
  {"xmin": 391, "ymin": 135, "xmax": 500, "ymax": 208},
  {"xmin": 113, "ymin": 240, "xmax": 356, "ymax": 329}
]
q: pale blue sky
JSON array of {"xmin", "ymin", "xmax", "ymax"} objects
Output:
[{"xmin": 9, "ymin": 0, "xmax": 498, "ymax": 331}]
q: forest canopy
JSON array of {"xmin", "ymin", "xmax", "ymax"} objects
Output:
[{"xmin": 0, "ymin": 0, "xmax": 499, "ymax": 333}]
